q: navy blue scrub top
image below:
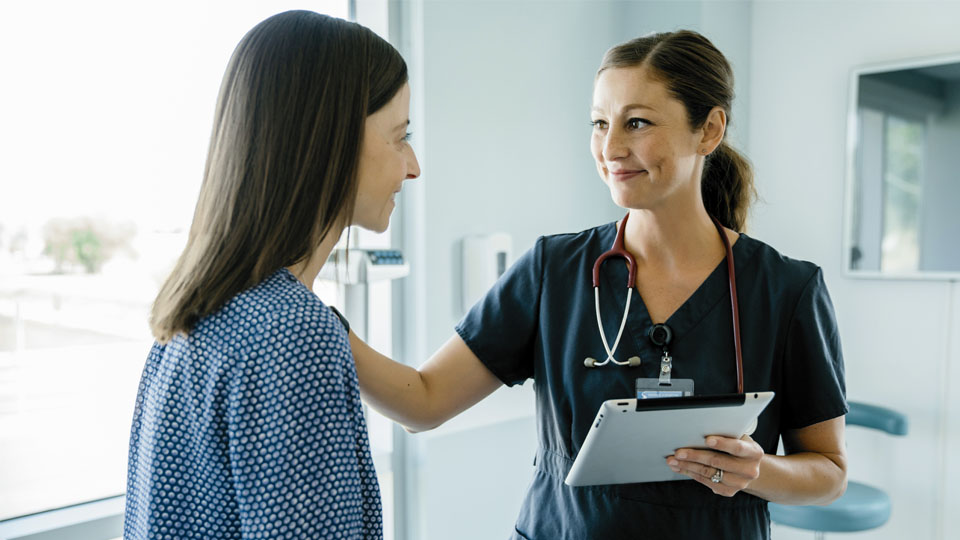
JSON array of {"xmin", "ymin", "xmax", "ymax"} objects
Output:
[{"xmin": 455, "ymin": 222, "xmax": 847, "ymax": 540}]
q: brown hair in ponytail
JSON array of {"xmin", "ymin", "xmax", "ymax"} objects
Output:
[{"xmin": 598, "ymin": 30, "xmax": 756, "ymax": 231}]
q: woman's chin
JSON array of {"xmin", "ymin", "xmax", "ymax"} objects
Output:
[
  {"xmin": 357, "ymin": 222, "xmax": 389, "ymax": 234},
  {"xmin": 608, "ymin": 189, "xmax": 645, "ymax": 211},
  {"xmin": 353, "ymin": 208, "xmax": 393, "ymax": 234},
  {"xmin": 366, "ymin": 216, "xmax": 392, "ymax": 234}
]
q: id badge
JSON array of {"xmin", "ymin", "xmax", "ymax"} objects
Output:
[{"xmin": 636, "ymin": 378, "xmax": 694, "ymax": 399}]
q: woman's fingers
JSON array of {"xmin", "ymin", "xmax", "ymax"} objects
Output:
[
  {"xmin": 674, "ymin": 461, "xmax": 744, "ymax": 497},
  {"xmin": 705, "ymin": 434, "xmax": 764, "ymax": 460},
  {"xmin": 667, "ymin": 447, "xmax": 759, "ymax": 480},
  {"xmin": 666, "ymin": 452, "xmax": 752, "ymax": 496},
  {"xmin": 667, "ymin": 450, "xmax": 754, "ymax": 482},
  {"xmin": 666, "ymin": 434, "xmax": 764, "ymax": 496}
]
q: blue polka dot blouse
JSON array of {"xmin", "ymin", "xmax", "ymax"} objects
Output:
[{"xmin": 124, "ymin": 268, "xmax": 382, "ymax": 539}]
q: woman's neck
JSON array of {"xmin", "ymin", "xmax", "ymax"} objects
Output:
[
  {"xmin": 286, "ymin": 226, "xmax": 345, "ymax": 291},
  {"xmin": 622, "ymin": 202, "xmax": 726, "ymax": 275}
]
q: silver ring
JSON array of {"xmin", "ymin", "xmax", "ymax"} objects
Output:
[{"xmin": 710, "ymin": 468, "xmax": 723, "ymax": 483}]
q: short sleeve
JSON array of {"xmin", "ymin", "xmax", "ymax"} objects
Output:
[
  {"xmin": 455, "ymin": 237, "xmax": 544, "ymax": 386},
  {"xmin": 780, "ymin": 268, "xmax": 849, "ymax": 430},
  {"xmin": 225, "ymin": 312, "xmax": 372, "ymax": 539}
]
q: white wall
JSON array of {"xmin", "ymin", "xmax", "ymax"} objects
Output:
[{"xmin": 747, "ymin": 1, "xmax": 960, "ymax": 538}]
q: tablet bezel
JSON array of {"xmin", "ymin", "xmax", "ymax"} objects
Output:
[{"xmin": 564, "ymin": 391, "xmax": 775, "ymax": 487}]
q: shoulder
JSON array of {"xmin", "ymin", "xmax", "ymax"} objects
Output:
[
  {"xmin": 534, "ymin": 222, "xmax": 617, "ymax": 267},
  {"xmin": 196, "ymin": 269, "xmax": 344, "ymax": 349},
  {"xmin": 738, "ymin": 234, "xmax": 825, "ymax": 297}
]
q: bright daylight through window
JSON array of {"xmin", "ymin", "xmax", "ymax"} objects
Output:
[{"xmin": 0, "ymin": 0, "xmax": 375, "ymax": 525}]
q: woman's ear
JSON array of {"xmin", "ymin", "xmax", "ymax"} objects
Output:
[{"xmin": 698, "ymin": 107, "xmax": 727, "ymax": 154}]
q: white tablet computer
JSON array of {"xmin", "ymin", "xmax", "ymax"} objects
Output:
[{"xmin": 565, "ymin": 392, "xmax": 775, "ymax": 487}]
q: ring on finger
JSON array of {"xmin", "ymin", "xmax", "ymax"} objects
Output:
[{"xmin": 710, "ymin": 468, "xmax": 723, "ymax": 484}]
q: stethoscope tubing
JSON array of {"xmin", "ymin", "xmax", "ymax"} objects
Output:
[
  {"xmin": 588, "ymin": 212, "xmax": 745, "ymax": 394},
  {"xmin": 713, "ymin": 216, "xmax": 744, "ymax": 394},
  {"xmin": 590, "ymin": 287, "xmax": 634, "ymax": 367}
]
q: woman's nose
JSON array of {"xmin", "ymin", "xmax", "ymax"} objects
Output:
[
  {"xmin": 406, "ymin": 148, "xmax": 421, "ymax": 180},
  {"xmin": 602, "ymin": 130, "xmax": 629, "ymax": 161}
]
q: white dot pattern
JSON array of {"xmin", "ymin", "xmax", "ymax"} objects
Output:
[{"xmin": 124, "ymin": 269, "xmax": 382, "ymax": 539}]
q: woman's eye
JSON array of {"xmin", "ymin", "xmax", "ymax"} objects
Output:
[
  {"xmin": 401, "ymin": 132, "xmax": 413, "ymax": 143},
  {"xmin": 627, "ymin": 118, "xmax": 650, "ymax": 130},
  {"xmin": 590, "ymin": 120, "xmax": 607, "ymax": 130}
]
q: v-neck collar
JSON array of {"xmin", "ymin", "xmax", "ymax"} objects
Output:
[{"xmin": 594, "ymin": 221, "xmax": 761, "ymax": 356}]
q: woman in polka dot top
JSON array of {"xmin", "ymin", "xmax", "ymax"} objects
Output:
[{"xmin": 124, "ymin": 11, "xmax": 420, "ymax": 540}]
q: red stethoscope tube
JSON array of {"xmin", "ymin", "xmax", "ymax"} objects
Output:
[{"xmin": 587, "ymin": 212, "xmax": 745, "ymax": 395}]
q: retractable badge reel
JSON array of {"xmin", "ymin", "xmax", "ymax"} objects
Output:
[
  {"xmin": 649, "ymin": 324, "xmax": 674, "ymax": 385},
  {"xmin": 636, "ymin": 323, "xmax": 694, "ymax": 398}
]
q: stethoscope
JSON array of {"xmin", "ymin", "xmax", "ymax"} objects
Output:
[{"xmin": 583, "ymin": 212, "xmax": 745, "ymax": 395}]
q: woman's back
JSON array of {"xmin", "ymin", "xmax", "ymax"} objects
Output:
[{"xmin": 125, "ymin": 268, "xmax": 381, "ymax": 539}]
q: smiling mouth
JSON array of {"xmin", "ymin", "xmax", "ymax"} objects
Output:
[{"xmin": 610, "ymin": 170, "xmax": 647, "ymax": 179}]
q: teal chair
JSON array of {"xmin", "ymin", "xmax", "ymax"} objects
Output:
[{"xmin": 769, "ymin": 402, "xmax": 908, "ymax": 539}]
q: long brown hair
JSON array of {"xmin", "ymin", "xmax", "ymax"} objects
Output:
[
  {"xmin": 598, "ymin": 30, "xmax": 756, "ymax": 231},
  {"xmin": 151, "ymin": 11, "xmax": 407, "ymax": 343}
]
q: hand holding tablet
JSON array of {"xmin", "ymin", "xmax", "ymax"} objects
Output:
[
  {"xmin": 668, "ymin": 431, "xmax": 766, "ymax": 497},
  {"xmin": 564, "ymin": 392, "xmax": 774, "ymax": 487}
]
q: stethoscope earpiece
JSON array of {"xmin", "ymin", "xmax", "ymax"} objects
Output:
[{"xmin": 584, "ymin": 356, "xmax": 642, "ymax": 369}]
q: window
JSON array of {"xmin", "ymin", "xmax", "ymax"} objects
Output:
[
  {"xmin": 880, "ymin": 113, "xmax": 925, "ymax": 272},
  {"xmin": 853, "ymin": 106, "xmax": 926, "ymax": 273},
  {"xmin": 0, "ymin": 0, "xmax": 385, "ymax": 528}
]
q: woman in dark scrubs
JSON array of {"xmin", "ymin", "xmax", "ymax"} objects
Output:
[{"xmin": 349, "ymin": 30, "xmax": 847, "ymax": 539}]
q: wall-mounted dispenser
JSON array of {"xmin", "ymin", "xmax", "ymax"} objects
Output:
[{"xmin": 461, "ymin": 233, "xmax": 512, "ymax": 314}]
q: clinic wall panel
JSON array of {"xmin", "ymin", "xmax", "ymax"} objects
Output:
[
  {"xmin": 746, "ymin": 1, "xmax": 960, "ymax": 538},
  {"xmin": 419, "ymin": 0, "xmax": 624, "ymax": 338},
  {"xmin": 945, "ymin": 281, "xmax": 960, "ymax": 539}
]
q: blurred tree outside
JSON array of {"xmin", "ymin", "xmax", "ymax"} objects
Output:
[{"xmin": 42, "ymin": 217, "xmax": 136, "ymax": 274}]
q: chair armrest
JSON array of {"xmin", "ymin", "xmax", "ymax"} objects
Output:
[{"xmin": 847, "ymin": 402, "xmax": 908, "ymax": 435}]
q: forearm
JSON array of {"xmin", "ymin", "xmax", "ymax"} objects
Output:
[
  {"xmin": 349, "ymin": 331, "xmax": 503, "ymax": 433},
  {"xmin": 348, "ymin": 331, "xmax": 439, "ymax": 432},
  {"xmin": 745, "ymin": 451, "xmax": 847, "ymax": 505}
]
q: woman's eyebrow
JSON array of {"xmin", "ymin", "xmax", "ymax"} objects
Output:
[
  {"xmin": 393, "ymin": 119, "xmax": 410, "ymax": 133},
  {"xmin": 591, "ymin": 104, "xmax": 658, "ymax": 114},
  {"xmin": 623, "ymin": 103, "xmax": 657, "ymax": 113}
]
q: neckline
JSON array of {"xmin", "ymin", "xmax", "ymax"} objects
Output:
[{"xmin": 595, "ymin": 222, "xmax": 759, "ymax": 348}]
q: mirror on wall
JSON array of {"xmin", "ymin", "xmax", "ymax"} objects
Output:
[{"xmin": 845, "ymin": 54, "xmax": 960, "ymax": 278}]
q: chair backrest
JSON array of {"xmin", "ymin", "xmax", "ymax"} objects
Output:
[{"xmin": 847, "ymin": 401, "xmax": 908, "ymax": 436}]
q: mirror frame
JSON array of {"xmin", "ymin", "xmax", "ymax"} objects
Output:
[{"xmin": 843, "ymin": 52, "xmax": 960, "ymax": 281}]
